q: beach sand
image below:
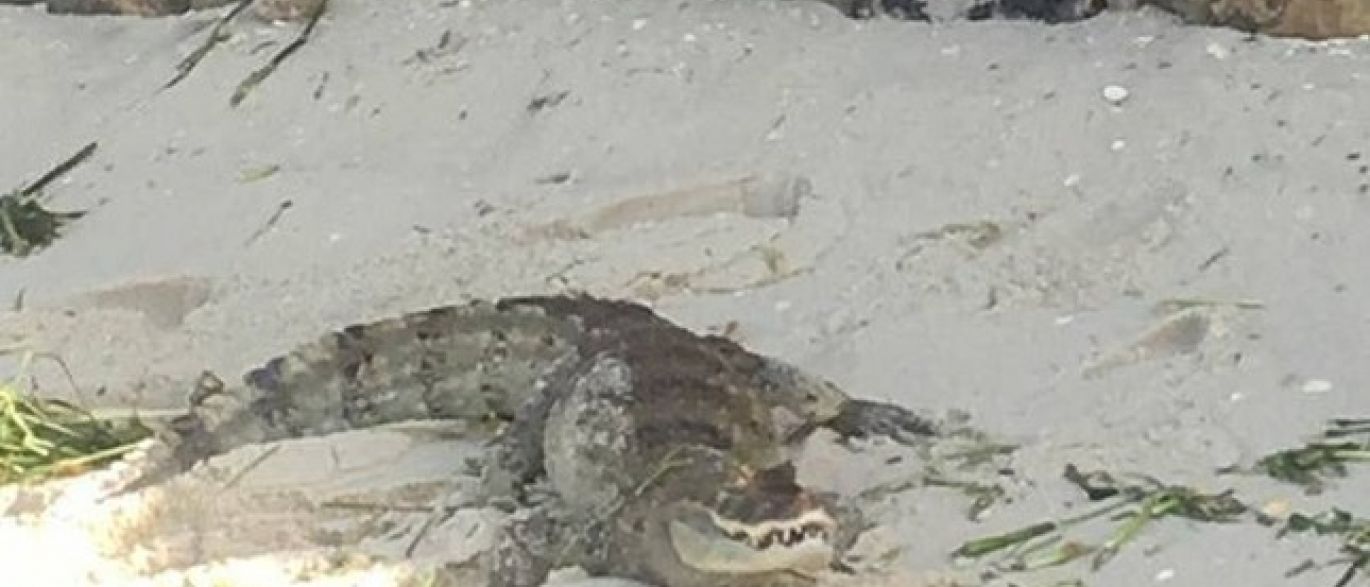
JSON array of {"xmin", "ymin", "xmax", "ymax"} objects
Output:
[{"xmin": 1, "ymin": 1, "xmax": 1368, "ymax": 584}]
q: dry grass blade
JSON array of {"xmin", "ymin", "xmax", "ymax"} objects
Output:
[
  {"xmin": 230, "ymin": 0, "xmax": 328, "ymax": 107},
  {"xmin": 953, "ymin": 521, "xmax": 1060, "ymax": 559},
  {"xmin": 1247, "ymin": 417, "xmax": 1370, "ymax": 494},
  {"xmin": 2, "ymin": 141, "xmax": 96, "ymax": 257},
  {"xmin": 922, "ymin": 475, "xmax": 1008, "ymax": 521},
  {"xmin": 1324, "ymin": 418, "xmax": 1370, "ymax": 438},
  {"xmin": 963, "ymin": 422, "xmax": 1369, "ymax": 582},
  {"xmin": 953, "ymin": 465, "xmax": 1247, "ymax": 574},
  {"xmin": 0, "ymin": 353, "xmax": 152, "ymax": 485},
  {"xmin": 17, "ymin": 141, "xmax": 97, "ymax": 199},
  {"xmin": 164, "ymin": 0, "xmax": 256, "ymax": 90},
  {"xmin": 0, "ymin": 193, "xmax": 85, "ymax": 258},
  {"xmin": 1090, "ymin": 486, "xmax": 1246, "ymax": 570},
  {"xmin": 1276, "ymin": 509, "xmax": 1370, "ymax": 587}
]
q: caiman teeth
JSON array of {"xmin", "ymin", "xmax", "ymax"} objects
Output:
[
  {"xmin": 757, "ymin": 531, "xmax": 775, "ymax": 549},
  {"xmin": 667, "ymin": 502, "xmax": 837, "ymax": 574},
  {"xmin": 707, "ymin": 507, "xmax": 838, "ymax": 542}
]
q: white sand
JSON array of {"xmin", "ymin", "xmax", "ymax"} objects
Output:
[{"xmin": 2, "ymin": 0, "xmax": 1369, "ymax": 585}]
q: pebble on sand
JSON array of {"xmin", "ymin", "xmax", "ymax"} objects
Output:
[{"xmin": 1102, "ymin": 84, "xmax": 1130, "ymax": 106}]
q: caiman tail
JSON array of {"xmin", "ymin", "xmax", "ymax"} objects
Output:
[{"xmin": 127, "ymin": 298, "xmax": 586, "ymax": 492}]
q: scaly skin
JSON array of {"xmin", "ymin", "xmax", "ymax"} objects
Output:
[{"xmin": 131, "ymin": 295, "xmax": 940, "ymax": 586}]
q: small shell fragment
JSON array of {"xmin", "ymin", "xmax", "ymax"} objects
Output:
[{"xmin": 1102, "ymin": 84, "xmax": 1130, "ymax": 106}]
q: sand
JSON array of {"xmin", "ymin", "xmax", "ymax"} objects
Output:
[{"xmin": 1, "ymin": 0, "xmax": 1369, "ymax": 585}]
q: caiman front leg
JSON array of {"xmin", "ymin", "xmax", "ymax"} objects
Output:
[
  {"xmin": 479, "ymin": 503, "xmax": 589, "ymax": 587},
  {"xmin": 825, "ymin": 398, "xmax": 940, "ymax": 445},
  {"xmin": 752, "ymin": 354, "xmax": 941, "ymax": 447}
]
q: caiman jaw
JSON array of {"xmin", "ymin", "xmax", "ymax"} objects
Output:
[{"xmin": 666, "ymin": 501, "xmax": 838, "ymax": 575}]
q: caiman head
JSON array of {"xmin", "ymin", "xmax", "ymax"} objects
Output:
[{"xmin": 660, "ymin": 463, "xmax": 847, "ymax": 578}]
